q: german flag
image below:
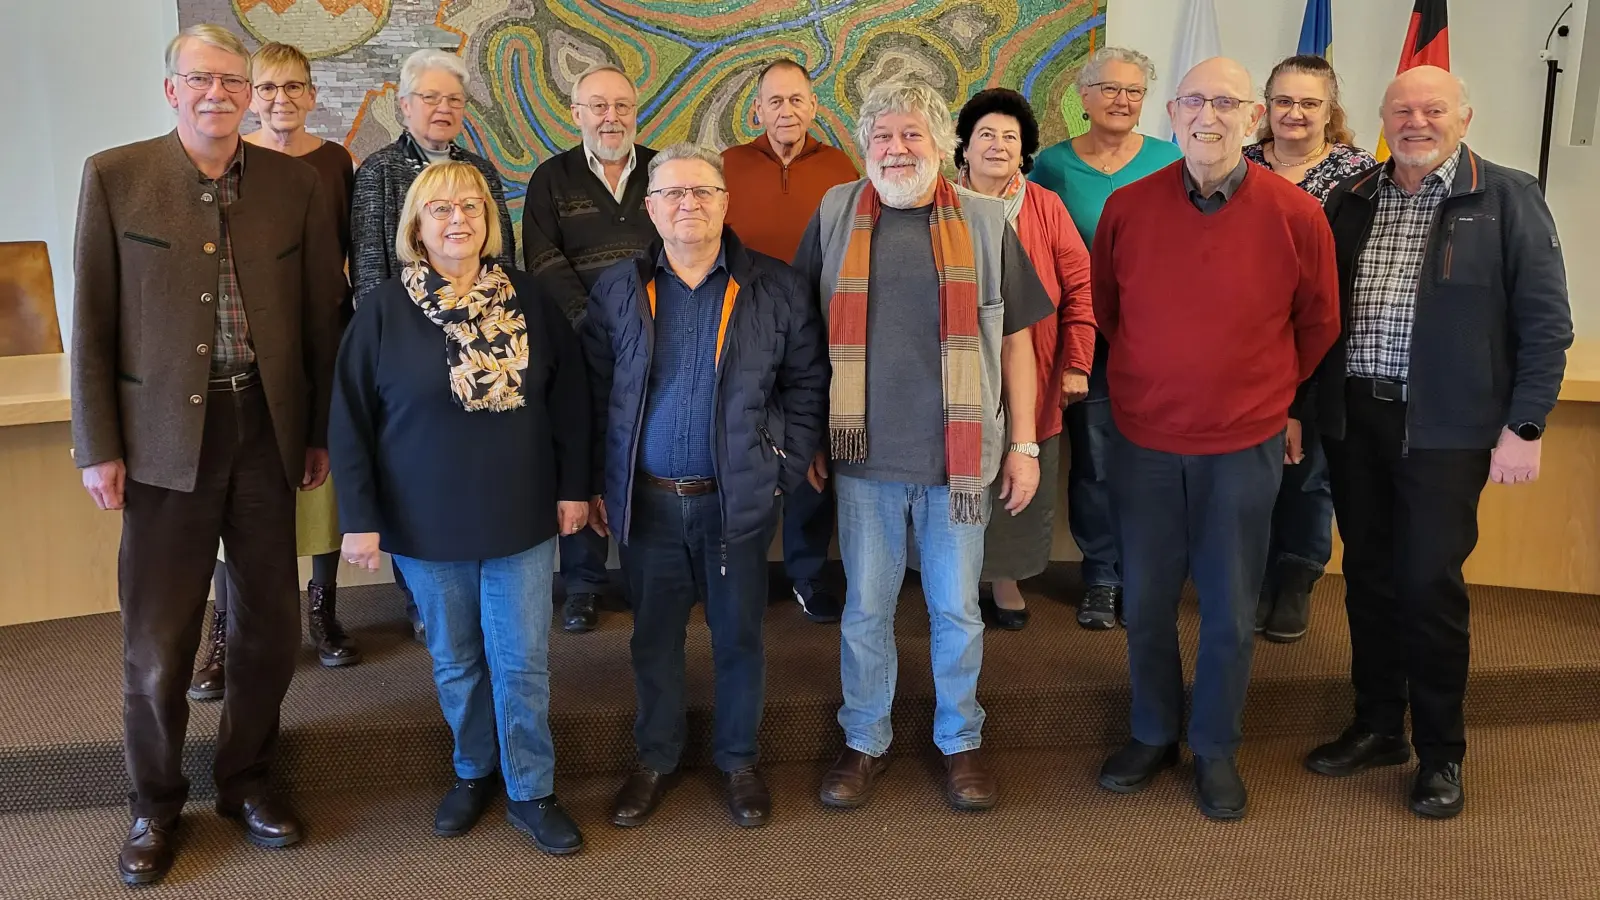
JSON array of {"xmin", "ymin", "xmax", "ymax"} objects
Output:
[{"xmin": 1375, "ymin": 0, "xmax": 1450, "ymax": 161}]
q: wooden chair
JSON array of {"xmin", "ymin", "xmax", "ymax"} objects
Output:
[{"xmin": 0, "ymin": 241, "xmax": 63, "ymax": 357}]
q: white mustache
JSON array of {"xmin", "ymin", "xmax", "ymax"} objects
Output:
[
  {"xmin": 198, "ymin": 102, "xmax": 237, "ymax": 114},
  {"xmin": 876, "ymin": 153, "xmax": 919, "ymax": 171}
]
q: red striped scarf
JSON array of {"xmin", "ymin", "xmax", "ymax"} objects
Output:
[{"xmin": 827, "ymin": 176, "xmax": 986, "ymax": 524}]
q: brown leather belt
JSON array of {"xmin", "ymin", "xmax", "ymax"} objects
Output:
[
  {"xmin": 208, "ymin": 368, "xmax": 261, "ymax": 392},
  {"xmin": 640, "ymin": 472, "xmax": 718, "ymax": 496}
]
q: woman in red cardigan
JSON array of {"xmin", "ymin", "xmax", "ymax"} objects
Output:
[{"xmin": 956, "ymin": 88, "xmax": 1097, "ymax": 630}]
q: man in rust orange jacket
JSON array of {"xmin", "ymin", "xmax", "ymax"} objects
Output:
[{"xmin": 721, "ymin": 58, "xmax": 858, "ymax": 623}]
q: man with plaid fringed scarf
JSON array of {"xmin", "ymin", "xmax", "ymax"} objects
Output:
[{"xmin": 792, "ymin": 80, "xmax": 1054, "ymax": 813}]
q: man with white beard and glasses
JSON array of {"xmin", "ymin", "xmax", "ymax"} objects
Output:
[
  {"xmin": 791, "ymin": 79, "xmax": 1053, "ymax": 813},
  {"xmin": 522, "ymin": 62, "xmax": 658, "ymax": 633}
]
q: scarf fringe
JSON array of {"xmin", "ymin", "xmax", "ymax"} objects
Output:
[
  {"xmin": 830, "ymin": 427, "xmax": 868, "ymax": 464},
  {"xmin": 949, "ymin": 489, "xmax": 986, "ymax": 526}
]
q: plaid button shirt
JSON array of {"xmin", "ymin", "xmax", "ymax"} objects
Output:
[
  {"xmin": 1346, "ymin": 147, "xmax": 1461, "ymax": 381},
  {"xmin": 205, "ymin": 142, "xmax": 255, "ymax": 376}
]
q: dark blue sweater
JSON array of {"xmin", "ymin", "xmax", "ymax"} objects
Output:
[{"xmin": 330, "ymin": 267, "xmax": 590, "ymax": 562}]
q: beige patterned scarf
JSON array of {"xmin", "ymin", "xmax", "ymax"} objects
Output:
[{"xmin": 402, "ymin": 261, "xmax": 528, "ymax": 412}]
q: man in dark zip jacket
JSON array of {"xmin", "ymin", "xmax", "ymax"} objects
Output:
[
  {"xmin": 579, "ymin": 143, "xmax": 827, "ymax": 831},
  {"xmin": 1303, "ymin": 66, "xmax": 1572, "ymax": 820}
]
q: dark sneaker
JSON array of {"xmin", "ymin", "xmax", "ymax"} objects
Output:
[
  {"xmin": 1077, "ymin": 584, "xmax": 1119, "ymax": 630},
  {"xmin": 792, "ymin": 581, "xmax": 842, "ymax": 624}
]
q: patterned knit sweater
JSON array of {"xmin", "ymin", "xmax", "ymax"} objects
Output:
[
  {"xmin": 521, "ymin": 144, "xmax": 659, "ymax": 322},
  {"xmin": 350, "ymin": 132, "xmax": 517, "ymax": 305}
]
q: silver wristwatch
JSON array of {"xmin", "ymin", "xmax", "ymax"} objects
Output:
[{"xmin": 1008, "ymin": 442, "xmax": 1041, "ymax": 459}]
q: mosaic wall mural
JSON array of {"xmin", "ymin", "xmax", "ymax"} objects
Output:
[{"xmin": 181, "ymin": 0, "xmax": 1107, "ymax": 220}]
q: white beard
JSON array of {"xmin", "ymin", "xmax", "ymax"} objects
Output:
[
  {"xmin": 869, "ymin": 154, "xmax": 939, "ymax": 208},
  {"xmin": 585, "ymin": 130, "xmax": 634, "ymax": 162},
  {"xmin": 1390, "ymin": 143, "xmax": 1443, "ymax": 168}
]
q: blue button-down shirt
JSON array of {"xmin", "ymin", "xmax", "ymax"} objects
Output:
[{"xmin": 639, "ymin": 248, "xmax": 729, "ymax": 479}]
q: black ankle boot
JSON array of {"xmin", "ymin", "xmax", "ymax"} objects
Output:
[
  {"xmin": 307, "ymin": 582, "xmax": 360, "ymax": 667},
  {"xmin": 187, "ymin": 607, "xmax": 226, "ymax": 701},
  {"xmin": 1264, "ymin": 559, "xmax": 1322, "ymax": 643}
]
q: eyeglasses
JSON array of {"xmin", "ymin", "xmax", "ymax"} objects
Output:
[
  {"xmin": 411, "ymin": 91, "xmax": 467, "ymax": 109},
  {"xmin": 1091, "ymin": 82, "xmax": 1147, "ymax": 102},
  {"xmin": 175, "ymin": 71, "xmax": 250, "ymax": 94},
  {"xmin": 255, "ymin": 81, "xmax": 309, "ymax": 101},
  {"xmin": 647, "ymin": 185, "xmax": 727, "ymax": 205},
  {"xmin": 423, "ymin": 198, "xmax": 487, "ymax": 220},
  {"xmin": 1270, "ymin": 96, "xmax": 1326, "ymax": 113},
  {"xmin": 1175, "ymin": 94, "xmax": 1250, "ymax": 113},
  {"xmin": 578, "ymin": 100, "xmax": 636, "ymax": 117}
]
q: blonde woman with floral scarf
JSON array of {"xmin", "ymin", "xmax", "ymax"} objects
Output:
[
  {"xmin": 329, "ymin": 161, "xmax": 592, "ymax": 854},
  {"xmin": 955, "ymin": 88, "xmax": 1097, "ymax": 631}
]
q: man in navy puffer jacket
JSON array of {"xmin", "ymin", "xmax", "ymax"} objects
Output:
[{"xmin": 580, "ymin": 143, "xmax": 827, "ymax": 830}]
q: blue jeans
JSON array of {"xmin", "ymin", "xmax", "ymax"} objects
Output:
[
  {"xmin": 782, "ymin": 478, "xmax": 835, "ymax": 587},
  {"xmin": 835, "ymin": 475, "xmax": 988, "ymax": 757},
  {"xmin": 621, "ymin": 486, "xmax": 769, "ymax": 773},
  {"xmin": 1065, "ymin": 344, "xmax": 1119, "ymax": 586},
  {"xmin": 1107, "ymin": 429, "xmax": 1282, "ymax": 760},
  {"xmin": 1266, "ymin": 416, "xmax": 1334, "ymax": 571},
  {"xmin": 559, "ymin": 527, "xmax": 611, "ymax": 598},
  {"xmin": 393, "ymin": 539, "xmax": 557, "ymax": 801}
]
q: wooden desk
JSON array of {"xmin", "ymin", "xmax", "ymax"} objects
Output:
[{"xmin": 0, "ymin": 354, "xmax": 122, "ymax": 625}]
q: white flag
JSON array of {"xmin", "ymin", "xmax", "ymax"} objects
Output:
[{"xmin": 1159, "ymin": 0, "xmax": 1224, "ymax": 141}]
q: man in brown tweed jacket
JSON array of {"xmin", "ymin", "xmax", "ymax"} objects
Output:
[{"xmin": 69, "ymin": 24, "xmax": 342, "ymax": 886}]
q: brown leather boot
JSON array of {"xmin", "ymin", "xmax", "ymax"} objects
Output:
[
  {"xmin": 818, "ymin": 748, "xmax": 888, "ymax": 809},
  {"xmin": 944, "ymin": 749, "xmax": 998, "ymax": 811},
  {"xmin": 307, "ymin": 582, "xmax": 360, "ymax": 667},
  {"xmin": 187, "ymin": 607, "xmax": 226, "ymax": 702}
]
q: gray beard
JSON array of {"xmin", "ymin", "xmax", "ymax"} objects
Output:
[
  {"xmin": 870, "ymin": 160, "xmax": 938, "ymax": 208},
  {"xmin": 585, "ymin": 133, "xmax": 634, "ymax": 162}
]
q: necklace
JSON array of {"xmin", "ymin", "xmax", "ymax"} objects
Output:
[
  {"xmin": 1079, "ymin": 137, "xmax": 1135, "ymax": 174},
  {"xmin": 1270, "ymin": 140, "xmax": 1329, "ymax": 169}
]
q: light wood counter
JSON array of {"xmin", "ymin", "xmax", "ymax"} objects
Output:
[
  {"xmin": 6, "ymin": 343, "xmax": 1600, "ymax": 627},
  {"xmin": 0, "ymin": 354, "xmax": 122, "ymax": 626}
]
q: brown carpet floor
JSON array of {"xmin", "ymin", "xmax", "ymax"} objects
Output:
[
  {"xmin": 4, "ymin": 568, "xmax": 1600, "ymax": 811},
  {"xmin": 4, "ymin": 724, "xmax": 1599, "ymax": 900}
]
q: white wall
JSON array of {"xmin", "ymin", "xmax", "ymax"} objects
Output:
[{"xmin": 2, "ymin": 0, "xmax": 1598, "ymax": 338}]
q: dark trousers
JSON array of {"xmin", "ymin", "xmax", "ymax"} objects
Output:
[
  {"xmin": 1324, "ymin": 383, "xmax": 1491, "ymax": 766},
  {"xmin": 1065, "ymin": 344, "xmax": 1119, "ymax": 586},
  {"xmin": 559, "ymin": 527, "xmax": 611, "ymax": 598},
  {"xmin": 1266, "ymin": 415, "xmax": 1335, "ymax": 573},
  {"xmin": 781, "ymin": 478, "xmax": 835, "ymax": 586},
  {"xmin": 119, "ymin": 384, "xmax": 300, "ymax": 819},
  {"xmin": 1108, "ymin": 426, "xmax": 1283, "ymax": 759},
  {"xmin": 621, "ymin": 485, "xmax": 768, "ymax": 773}
]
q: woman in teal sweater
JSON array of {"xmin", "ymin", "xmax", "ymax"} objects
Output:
[{"xmin": 1029, "ymin": 46, "xmax": 1181, "ymax": 631}]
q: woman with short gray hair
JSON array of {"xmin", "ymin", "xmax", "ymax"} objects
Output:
[
  {"xmin": 1030, "ymin": 47, "xmax": 1183, "ymax": 632},
  {"xmin": 350, "ymin": 48, "xmax": 516, "ymax": 307}
]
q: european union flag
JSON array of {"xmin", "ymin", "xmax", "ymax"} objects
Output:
[{"xmin": 1298, "ymin": 0, "xmax": 1333, "ymax": 59}]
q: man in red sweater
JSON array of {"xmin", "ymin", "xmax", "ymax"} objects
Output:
[
  {"xmin": 721, "ymin": 59, "xmax": 859, "ymax": 624},
  {"xmin": 1089, "ymin": 57, "xmax": 1340, "ymax": 820}
]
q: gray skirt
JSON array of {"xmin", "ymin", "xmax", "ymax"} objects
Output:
[{"xmin": 980, "ymin": 434, "xmax": 1061, "ymax": 582}]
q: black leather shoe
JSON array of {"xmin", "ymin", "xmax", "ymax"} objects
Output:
[
  {"xmin": 307, "ymin": 581, "xmax": 360, "ymax": 667},
  {"xmin": 978, "ymin": 591, "xmax": 1030, "ymax": 631},
  {"xmin": 1194, "ymin": 755, "xmax": 1248, "ymax": 820},
  {"xmin": 1304, "ymin": 727, "xmax": 1411, "ymax": 778},
  {"xmin": 187, "ymin": 607, "xmax": 227, "ymax": 702},
  {"xmin": 1098, "ymin": 740, "xmax": 1179, "ymax": 793},
  {"xmin": 216, "ymin": 794, "xmax": 303, "ymax": 849},
  {"xmin": 508, "ymin": 796, "xmax": 584, "ymax": 855},
  {"xmin": 562, "ymin": 593, "xmax": 600, "ymax": 634},
  {"xmin": 118, "ymin": 816, "xmax": 177, "ymax": 886},
  {"xmin": 434, "ymin": 774, "xmax": 499, "ymax": 837},
  {"xmin": 792, "ymin": 581, "xmax": 842, "ymax": 624},
  {"xmin": 721, "ymin": 766, "xmax": 772, "ymax": 828},
  {"xmin": 610, "ymin": 767, "xmax": 676, "ymax": 827},
  {"xmin": 1264, "ymin": 560, "xmax": 1321, "ymax": 643},
  {"xmin": 1077, "ymin": 584, "xmax": 1118, "ymax": 630},
  {"xmin": 1409, "ymin": 762, "xmax": 1464, "ymax": 819}
]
